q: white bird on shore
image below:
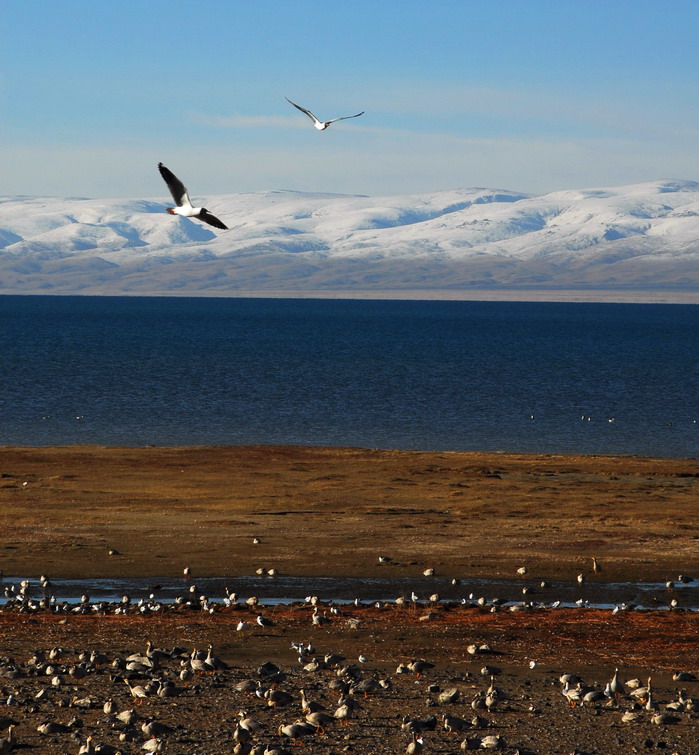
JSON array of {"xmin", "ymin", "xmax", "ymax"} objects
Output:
[
  {"xmin": 0, "ymin": 726, "xmax": 16, "ymax": 754},
  {"xmin": 406, "ymin": 733, "xmax": 424, "ymax": 754},
  {"xmin": 158, "ymin": 163, "xmax": 227, "ymax": 230},
  {"xmin": 312, "ymin": 607, "xmax": 331, "ymax": 626},
  {"xmin": 256, "ymin": 613, "xmax": 274, "ymax": 627},
  {"xmin": 285, "ymin": 97, "xmax": 364, "ymax": 130},
  {"xmin": 142, "ymin": 737, "xmax": 165, "ymax": 753},
  {"xmin": 608, "ymin": 667, "xmax": 625, "ymax": 699}
]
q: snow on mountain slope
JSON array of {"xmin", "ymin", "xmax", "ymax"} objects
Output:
[{"xmin": 0, "ymin": 179, "xmax": 698, "ymax": 293}]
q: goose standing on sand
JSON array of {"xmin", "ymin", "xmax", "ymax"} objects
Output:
[
  {"xmin": 644, "ymin": 687, "xmax": 658, "ymax": 711},
  {"xmin": 285, "ymin": 97, "xmax": 364, "ymax": 130},
  {"xmin": 312, "ymin": 607, "xmax": 331, "ymax": 626},
  {"xmin": 238, "ymin": 710, "xmax": 264, "ymax": 733},
  {"xmin": 257, "ymin": 613, "xmax": 275, "ymax": 628},
  {"xmin": 77, "ymin": 736, "xmax": 96, "ymax": 754},
  {"xmin": 299, "ymin": 689, "xmax": 324, "ymax": 714},
  {"xmin": 205, "ymin": 643, "xmax": 229, "ymax": 671},
  {"xmin": 408, "ymin": 659, "xmax": 434, "ymax": 678},
  {"xmin": 562, "ymin": 681, "xmax": 583, "ymax": 708},
  {"xmin": 608, "ymin": 667, "xmax": 625, "ymax": 699},
  {"xmin": 305, "ymin": 710, "xmax": 335, "ymax": 734},
  {"xmin": 141, "ymin": 720, "xmax": 171, "ymax": 738},
  {"xmin": 630, "ymin": 676, "xmax": 652, "ymax": 703},
  {"xmin": 158, "ymin": 163, "xmax": 228, "ymax": 230},
  {"xmin": 265, "ymin": 688, "xmax": 293, "ymax": 708},
  {"xmin": 189, "ymin": 648, "xmax": 212, "ymax": 674},
  {"xmin": 406, "ymin": 733, "xmax": 424, "ymax": 754},
  {"xmin": 124, "ymin": 678, "xmax": 149, "ymax": 703},
  {"xmin": 278, "ymin": 721, "xmax": 316, "ymax": 746},
  {"xmin": 334, "ymin": 702, "xmax": 355, "ymax": 727},
  {"xmin": 442, "ymin": 712, "xmax": 469, "ymax": 734},
  {"xmin": 232, "ymin": 723, "xmax": 251, "ymax": 746},
  {"xmin": 0, "ymin": 726, "xmax": 15, "ymax": 754}
]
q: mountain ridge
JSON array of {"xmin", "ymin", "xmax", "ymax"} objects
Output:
[{"xmin": 1, "ymin": 178, "xmax": 698, "ymax": 295}]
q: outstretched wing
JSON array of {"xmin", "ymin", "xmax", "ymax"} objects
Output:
[
  {"xmin": 158, "ymin": 162, "xmax": 191, "ymax": 207},
  {"xmin": 199, "ymin": 209, "xmax": 228, "ymax": 230},
  {"xmin": 326, "ymin": 111, "xmax": 365, "ymax": 124},
  {"xmin": 285, "ymin": 97, "xmax": 321, "ymax": 124}
]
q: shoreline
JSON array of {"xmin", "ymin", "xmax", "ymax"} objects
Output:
[{"xmin": 1, "ymin": 288, "xmax": 699, "ymax": 303}]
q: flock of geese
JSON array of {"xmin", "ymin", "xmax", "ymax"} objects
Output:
[
  {"xmin": 0, "ymin": 627, "xmax": 697, "ymax": 754},
  {"xmin": 2, "ymin": 557, "xmax": 694, "ymax": 617},
  {"xmin": 158, "ymin": 97, "xmax": 364, "ymax": 231},
  {"xmin": 0, "ymin": 564, "xmax": 696, "ymax": 752}
]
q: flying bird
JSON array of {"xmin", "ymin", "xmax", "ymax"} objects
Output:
[
  {"xmin": 158, "ymin": 163, "xmax": 227, "ymax": 230},
  {"xmin": 285, "ymin": 97, "xmax": 364, "ymax": 130}
]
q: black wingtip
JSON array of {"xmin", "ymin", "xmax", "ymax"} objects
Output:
[{"xmin": 200, "ymin": 209, "xmax": 228, "ymax": 230}]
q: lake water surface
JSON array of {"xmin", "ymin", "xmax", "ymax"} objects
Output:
[{"xmin": 0, "ymin": 295, "xmax": 697, "ymax": 456}]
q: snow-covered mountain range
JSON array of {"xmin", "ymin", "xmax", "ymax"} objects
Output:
[{"xmin": 1, "ymin": 178, "xmax": 698, "ymax": 295}]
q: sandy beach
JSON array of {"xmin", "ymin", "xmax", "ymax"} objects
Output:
[{"xmin": 0, "ymin": 445, "xmax": 698, "ymax": 754}]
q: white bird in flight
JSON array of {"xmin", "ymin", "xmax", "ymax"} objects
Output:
[
  {"xmin": 285, "ymin": 97, "xmax": 364, "ymax": 130},
  {"xmin": 158, "ymin": 163, "xmax": 228, "ymax": 230}
]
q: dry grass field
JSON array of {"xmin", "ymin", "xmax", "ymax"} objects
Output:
[{"xmin": 0, "ymin": 445, "xmax": 697, "ymax": 582}]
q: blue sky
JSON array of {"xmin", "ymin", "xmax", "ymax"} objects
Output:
[{"xmin": 2, "ymin": 0, "xmax": 698, "ymax": 198}]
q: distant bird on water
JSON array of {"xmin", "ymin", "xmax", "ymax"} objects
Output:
[
  {"xmin": 158, "ymin": 163, "xmax": 228, "ymax": 230},
  {"xmin": 285, "ymin": 97, "xmax": 364, "ymax": 130}
]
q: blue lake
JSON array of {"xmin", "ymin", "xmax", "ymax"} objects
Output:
[{"xmin": 0, "ymin": 294, "xmax": 697, "ymax": 456}]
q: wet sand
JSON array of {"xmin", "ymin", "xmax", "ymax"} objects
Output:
[{"xmin": 0, "ymin": 445, "xmax": 698, "ymax": 753}]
